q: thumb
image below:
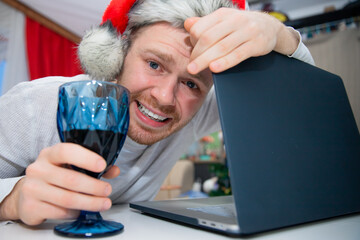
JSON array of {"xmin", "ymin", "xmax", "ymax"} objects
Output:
[
  {"xmin": 102, "ymin": 165, "xmax": 120, "ymax": 179},
  {"xmin": 184, "ymin": 17, "xmax": 200, "ymax": 32},
  {"xmin": 184, "ymin": 17, "xmax": 201, "ymax": 47}
]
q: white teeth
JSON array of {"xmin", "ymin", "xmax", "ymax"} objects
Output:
[{"xmin": 138, "ymin": 103, "xmax": 167, "ymax": 122}]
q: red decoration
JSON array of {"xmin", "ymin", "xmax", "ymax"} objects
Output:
[{"xmin": 25, "ymin": 17, "xmax": 83, "ymax": 80}]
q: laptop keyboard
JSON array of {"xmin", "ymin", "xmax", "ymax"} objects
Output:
[{"xmin": 187, "ymin": 204, "xmax": 236, "ymax": 218}]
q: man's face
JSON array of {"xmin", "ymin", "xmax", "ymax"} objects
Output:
[{"xmin": 118, "ymin": 23, "xmax": 212, "ymax": 145}]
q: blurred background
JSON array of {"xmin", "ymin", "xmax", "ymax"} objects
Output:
[{"xmin": 1, "ymin": 0, "xmax": 359, "ymax": 200}]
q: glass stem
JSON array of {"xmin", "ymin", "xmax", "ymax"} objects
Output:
[{"xmin": 78, "ymin": 210, "xmax": 103, "ymax": 224}]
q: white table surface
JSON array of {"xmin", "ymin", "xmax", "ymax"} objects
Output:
[{"xmin": 1, "ymin": 204, "xmax": 360, "ymax": 240}]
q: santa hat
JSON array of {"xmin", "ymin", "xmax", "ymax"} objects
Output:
[{"xmin": 78, "ymin": 0, "xmax": 246, "ymax": 81}]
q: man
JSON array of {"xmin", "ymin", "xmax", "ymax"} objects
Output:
[{"xmin": 0, "ymin": 0, "xmax": 314, "ymax": 226}]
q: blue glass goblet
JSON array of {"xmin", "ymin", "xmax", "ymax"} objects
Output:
[{"xmin": 54, "ymin": 80, "xmax": 129, "ymax": 237}]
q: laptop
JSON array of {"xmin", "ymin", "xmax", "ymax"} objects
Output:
[{"xmin": 129, "ymin": 52, "xmax": 360, "ymax": 236}]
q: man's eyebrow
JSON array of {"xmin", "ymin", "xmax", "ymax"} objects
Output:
[
  {"xmin": 145, "ymin": 48, "xmax": 175, "ymax": 65},
  {"xmin": 150, "ymin": 50, "xmax": 203, "ymax": 77},
  {"xmin": 143, "ymin": 48, "xmax": 209, "ymax": 86},
  {"xmin": 189, "ymin": 73, "xmax": 202, "ymax": 81}
]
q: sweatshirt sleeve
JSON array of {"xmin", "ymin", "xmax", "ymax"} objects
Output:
[{"xmin": 286, "ymin": 26, "xmax": 315, "ymax": 65}]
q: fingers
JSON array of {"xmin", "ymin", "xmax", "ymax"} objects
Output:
[
  {"xmin": 185, "ymin": 9, "xmax": 243, "ymax": 74},
  {"xmin": 26, "ymin": 161, "xmax": 112, "ymax": 197},
  {"xmin": 209, "ymin": 41, "xmax": 254, "ymax": 73},
  {"xmin": 185, "ymin": 9, "xmax": 285, "ymax": 75},
  {"xmin": 40, "ymin": 143, "xmax": 106, "ymax": 173},
  {"xmin": 188, "ymin": 24, "xmax": 247, "ymax": 74},
  {"xmin": 15, "ymin": 143, "xmax": 115, "ymax": 225},
  {"xmin": 185, "ymin": 13, "xmax": 224, "ymax": 59},
  {"xmin": 19, "ymin": 176, "xmax": 112, "ymax": 225},
  {"xmin": 19, "ymin": 193, "xmax": 80, "ymax": 226},
  {"xmin": 26, "ymin": 143, "xmax": 113, "ymax": 200},
  {"xmin": 190, "ymin": 22, "xmax": 235, "ymax": 61},
  {"xmin": 22, "ymin": 178, "xmax": 112, "ymax": 213}
]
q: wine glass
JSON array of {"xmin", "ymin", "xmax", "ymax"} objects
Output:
[{"xmin": 54, "ymin": 80, "xmax": 129, "ymax": 237}]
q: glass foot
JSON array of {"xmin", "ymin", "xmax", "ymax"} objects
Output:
[{"xmin": 54, "ymin": 211, "xmax": 124, "ymax": 238}]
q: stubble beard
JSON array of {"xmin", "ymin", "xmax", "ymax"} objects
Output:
[{"xmin": 127, "ymin": 92, "xmax": 192, "ymax": 145}]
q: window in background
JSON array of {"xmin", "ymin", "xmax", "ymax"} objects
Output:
[
  {"xmin": 0, "ymin": 3, "xmax": 10, "ymax": 96},
  {"xmin": 0, "ymin": 60, "xmax": 5, "ymax": 94}
]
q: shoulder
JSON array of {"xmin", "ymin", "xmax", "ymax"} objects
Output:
[
  {"xmin": 15, "ymin": 74, "xmax": 90, "ymax": 92},
  {"xmin": 3, "ymin": 75, "xmax": 91, "ymax": 98},
  {"xmin": 0, "ymin": 74, "xmax": 93, "ymax": 124}
]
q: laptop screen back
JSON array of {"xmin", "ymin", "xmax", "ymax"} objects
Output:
[{"xmin": 213, "ymin": 52, "xmax": 360, "ymax": 234}]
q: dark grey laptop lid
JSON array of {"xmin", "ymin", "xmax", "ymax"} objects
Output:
[
  {"xmin": 213, "ymin": 52, "xmax": 360, "ymax": 234},
  {"xmin": 130, "ymin": 52, "xmax": 360, "ymax": 236}
]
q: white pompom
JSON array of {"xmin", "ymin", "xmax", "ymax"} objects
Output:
[{"xmin": 78, "ymin": 24, "xmax": 123, "ymax": 81}]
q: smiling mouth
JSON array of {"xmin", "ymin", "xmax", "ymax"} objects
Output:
[{"xmin": 137, "ymin": 101, "xmax": 168, "ymax": 122}]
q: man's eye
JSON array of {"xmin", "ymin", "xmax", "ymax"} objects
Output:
[
  {"xmin": 186, "ymin": 81, "xmax": 198, "ymax": 89},
  {"xmin": 149, "ymin": 61, "xmax": 159, "ymax": 70}
]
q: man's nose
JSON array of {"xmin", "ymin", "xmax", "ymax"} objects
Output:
[{"xmin": 150, "ymin": 77, "xmax": 177, "ymax": 106}]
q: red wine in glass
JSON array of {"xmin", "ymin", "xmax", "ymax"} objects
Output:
[{"xmin": 62, "ymin": 129, "xmax": 126, "ymax": 178}]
